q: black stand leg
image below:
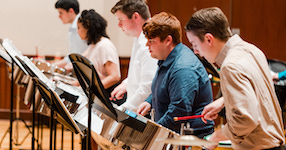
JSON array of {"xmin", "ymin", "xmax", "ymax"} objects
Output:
[
  {"xmin": 37, "ymin": 114, "xmax": 41, "ymax": 150},
  {"xmin": 87, "ymin": 88, "xmax": 93, "ymax": 150},
  {"xmin": 9, "ymin": 61, "xmax": 14, "ymax": 150},
  {"xmin": 54, "ymin": 119, "xmax": 57, "ymax": 150},
  {"xmin": 50, "ymin": 108, "xmax": 54, "ymax": 150},
  {"xmin": 61, "ymin": 125, "xmax": 64, "ymax": 150},
  {"xmin": 81, "ymin": 134, "xmax": 86, "ymax": 150},
  {"xmin": 32, "ymin": 81, "xmax": 35, "ymax": 150},
  {"xmin": 71, "ymin": 132, "xmax": 74, "ymax": 150}
]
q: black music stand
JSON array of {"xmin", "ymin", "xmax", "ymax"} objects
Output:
[
  {"xmin": 69, "ymin": 53, "xmax": 116, "ymax": 150},
  {"xmin": 0, "ymin": 39, "xmax": 36, "ymax": 150},
  {"xmin": 15, "ymin": 56, "xmax": 52, "ymax": 150},
  {"xmin": 69, "ymin": 54, "xmax": 148, "ymax": 150},
  {"xmin": 32, "ymin": 77, "xmax": 85, "ymax": 150},
  {"xmin": 15, "ymin": 55, "xmax": 84, "ymax": 150}
]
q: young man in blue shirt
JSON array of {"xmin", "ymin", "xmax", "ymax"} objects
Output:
[{"xmin": 137, "ymin": 12, "xmax": 214, "ymax": 138}]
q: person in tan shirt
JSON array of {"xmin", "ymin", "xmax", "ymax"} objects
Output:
[{"xmin": 185, "ymin": 7, "xmax": 285, "ymax": 150}]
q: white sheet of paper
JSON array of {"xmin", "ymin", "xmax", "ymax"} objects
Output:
[{"xmin": 74, "ymin": 106, "xmax": 104, "ymax": 135}]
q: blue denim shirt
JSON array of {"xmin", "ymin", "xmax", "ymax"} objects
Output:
[{"xmin": 145, "ymin": 43, "xmax": 214, "ymax": 133}]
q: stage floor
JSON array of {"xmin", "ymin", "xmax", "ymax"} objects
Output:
[{"xmin": 0, "ymin": 119, "xmax": 82, "ymax": 150}]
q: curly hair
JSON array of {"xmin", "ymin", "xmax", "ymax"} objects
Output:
[{"xmin": 78, "ymin": 9, "xmax": 109, "ymax": 45}]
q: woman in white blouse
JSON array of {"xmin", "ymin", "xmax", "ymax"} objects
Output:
[{"xmin": 65, "ymin": 9, "xmax": 121, "ymax": 95}]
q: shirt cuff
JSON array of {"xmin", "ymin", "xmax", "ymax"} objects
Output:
[{"xmin": 64, "ymin": 56, "xmax": 70, "ymax": 63}]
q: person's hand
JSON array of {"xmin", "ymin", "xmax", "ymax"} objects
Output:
[
  {"xmin": 69, "ymin": 80, "xmax": 80, "ymax": 86},
  {"xmin": 204, "ymin": 128, "xmax": 227, "ymax": 150},
  {"xmin": 272, "ymin": 73, "xmax": 279, "ymax": 83},
  {"xmin": 136, "ymin": 102, "xmax": 151, "ymax": 116},
  {"xmin": 64, "ymin": 62, "xmax": 73, "ymax": 72},
  {"xmin": 110, "ymin": 83, "xmax": 127, "ymax": 101},
  {"xmin": 201, "ymin": 97, "xmax": 225, "ymax": 123}
]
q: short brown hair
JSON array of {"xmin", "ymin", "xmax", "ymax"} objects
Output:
[
  {"xmin": 142, "ymin": 12, "xmax": 182, "ymax": 45},
  {"xmin": 185, "ymin": 7, "xmax": 232, "ymax": 42},
  {"xmin": 111, "ymin": 0, "xmax": 150, "ymax": 20}
]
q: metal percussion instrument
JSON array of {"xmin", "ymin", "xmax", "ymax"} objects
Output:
[
  {"xmin": 157, "ymin": 135, "xmax": 218, "ymax": 147},
  {"xmin": 72, "ymin": 104, "xmax": 180, "ymax": 150},
  {"xmin": 24, "ymin": 59, "xmax": 77, "ymax": 113}
]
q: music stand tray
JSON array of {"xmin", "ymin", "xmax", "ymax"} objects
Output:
[
  {"xmin": 14, "ymin": 55, "xmax": 84, "ymax": 136},
  {"xmin": 32, "ymin": 77, "xmax": 84, "ymax": 135}
]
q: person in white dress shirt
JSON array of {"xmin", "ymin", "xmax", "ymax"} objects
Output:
[
  {"xmin": 110, "ymin": 0, "xmax": 157, "ymax": 112},
  {"xmin": 54, "ymin": 0, "xmax": 88, "ymax": 68}
]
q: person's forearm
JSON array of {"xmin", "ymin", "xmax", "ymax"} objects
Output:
[{"xmin": 101, "ymin": 75, "xmax": 120, "ymax": 89}]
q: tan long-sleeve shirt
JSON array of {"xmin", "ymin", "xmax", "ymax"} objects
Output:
[{"xmin": 215, "ymin": 35, "xmax": 285, "ymax": 150}]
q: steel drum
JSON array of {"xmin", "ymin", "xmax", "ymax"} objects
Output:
[
  {"xmin": 78, "ymin": 106, "xmax": 180, "ymax": 150},
  {"xmin": 24, "ymin": 59, "xmax": 77, "ymax": 111}
]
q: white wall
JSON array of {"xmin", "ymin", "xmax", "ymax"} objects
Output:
[{"xmin": 0, "ymin": 0, "xmax": 133, "ymax": 57}]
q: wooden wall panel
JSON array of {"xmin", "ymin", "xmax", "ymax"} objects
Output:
[
  {"xmin": 0, "ymin": 58, "xmax": 31, "ymax": 120},
  {"xmin": 119, "ymin": 57, "xmax": 129, "ymax": 82},
  {"xmin": 231, "ymin": 0, "xmax": 286, "ymax": 61},
  {"xmin": 149, "ymin": 0, "xmax": 286, "ymax": 62},
  {"xmin": 148, "ymin": 0, "xmax": 231, "ymax": 48},
  {"xmin": 147, "ymin": 0, "xmax": 286, "ymax": 126},
  {"xmin": 0, "ymin": 58, "xmax": 10, "ymax": 109}
]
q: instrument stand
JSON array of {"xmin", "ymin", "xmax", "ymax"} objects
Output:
[
  {"xmin": 69, "ymin": 53, "xmax": 119, "ymax": 150},
  {"xmin": 87, "ymin": 87, "xmax": 93, "ymax": 150},
  {"xmin": 9, "ymin": 59, "xmax": 14, "ymax": 150},
  {"xmin": 180, "ymin": 123, "xmax": 193, "ymax": 150},
  {"xmin": 0, "ymin": 59, "xmax": 37, "ymax": 150},
  {"xmin": 37, "ymin": 113, "xmax": 44, "ymax": 149},
  {"xmin": 0, "ymin": 85, "xmax": 39, "ymax": 149}
]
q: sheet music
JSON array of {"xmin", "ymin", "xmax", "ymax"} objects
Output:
[
  {"xmin": 73, "ymin": 106, "xmax": 104, "ymax": 134},
  {"xmin": 2, "ymin": 38, "xmax": 28, "ymax": 74}
]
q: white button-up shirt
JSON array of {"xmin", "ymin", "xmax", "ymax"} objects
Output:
[
  {"xmin": 64, "ymin": 14, "xmax": 88, "ymax": 62},
  {"xmin": 121, "ymin": 32, "xmax": 157, "ymax": 111}
]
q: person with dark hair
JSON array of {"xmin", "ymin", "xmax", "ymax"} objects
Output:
[
  {"xmin": 185, "ymin": 7, "xmax": 285, "ymax": 149},
  {"xmin": 65, "ymin": 9, "xmax": 121, "ymax": 93},
  {"xmin": 53, "ymin": 0, "xmax": 88, "ymax": 68},
  {"xmin": 137, "ymin": 12, "xmax": 214, "ymax": 138},
  {"xmin": 110, "ymin": 0, "xmax": 157, "ymax": 111}
]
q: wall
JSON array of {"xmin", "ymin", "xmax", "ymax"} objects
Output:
[
  {"xmin": 147, "ymin": 0, "xmax": 286, "ymax": 126},
  {"xmin": 0, "ymin": 0, "xmax": 133, "ymax": 120},
  {"xmin": 148, "ymin": 0, "xmax": 286, "ymax": 62},
  {"xmin": 0, "ymin": 0, "xmax": 133, "ymax": 57}
]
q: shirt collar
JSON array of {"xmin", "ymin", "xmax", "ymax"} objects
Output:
[
  {"xmin": 135, "ymin": 31, "xmax": 147, "ymax": 43},
  {"xmin": 159, "ymin": 43, "xmax": 184, "ymax": 67},
  {"xmin": 215, "ymin": 34, "xmax": 242, "ymax": 67},
  {"xmin": 70, "ymin": 14, "xmax": 80, "ymax": 30}
]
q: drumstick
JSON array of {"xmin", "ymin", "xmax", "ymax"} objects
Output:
[{"xmin": 174, "ymin": 115, "xmax": 204, "ymax": 121}]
